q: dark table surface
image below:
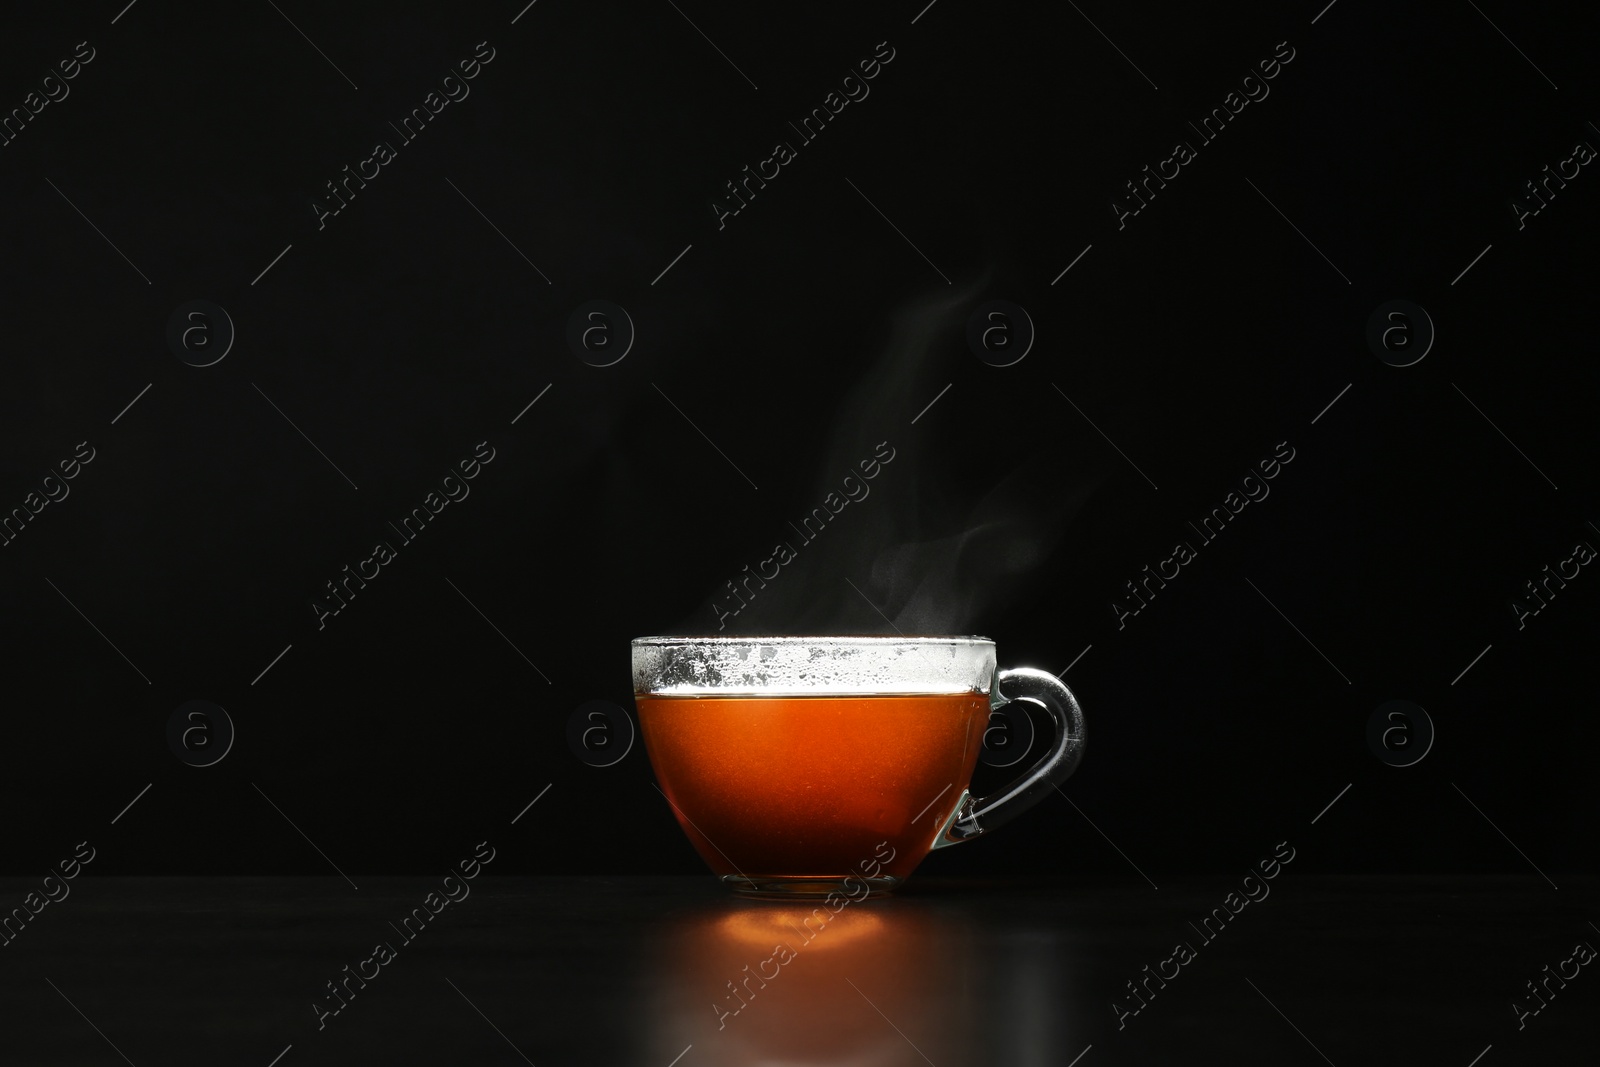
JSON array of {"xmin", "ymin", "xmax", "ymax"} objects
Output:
[{"xmin": 2, "ymin": 876, "xmax": 1593, "ymax": 1065}]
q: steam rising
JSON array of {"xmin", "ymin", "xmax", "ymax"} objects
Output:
[{"xmin": 687, "ymin": 276, "xmax": 1096, "ymax": 637}]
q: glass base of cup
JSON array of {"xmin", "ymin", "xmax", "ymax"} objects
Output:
[{"xmin": 721, "ymin": 874, "xmax": 902, "ymax": 899}]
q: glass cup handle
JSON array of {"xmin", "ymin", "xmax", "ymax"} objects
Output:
[{"xmin": 930, "ymin": 666, "xmax": 1086, "ymax": 849}]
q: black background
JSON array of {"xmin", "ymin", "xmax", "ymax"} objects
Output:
[{"xmin": 1, "ymin": 0, "xmax": 1596, "ymax": 885}]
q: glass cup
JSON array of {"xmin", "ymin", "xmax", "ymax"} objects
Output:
[{"xmin": 632, "ymin": 635, "xmax": 1086, "ymax": 897}]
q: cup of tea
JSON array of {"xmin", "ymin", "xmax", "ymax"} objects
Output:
[{"xmin": 632, "ymin": 635, "xmax": 1086, "ymax": 897}]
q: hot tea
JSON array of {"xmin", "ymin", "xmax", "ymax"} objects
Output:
[
  {"xmin": 631, "ymin": 636, "xmax": 1085, "ymax": 896},
  {"xmin": 638, "ymin": 692, "xmax": 989, "ymax": 881}
]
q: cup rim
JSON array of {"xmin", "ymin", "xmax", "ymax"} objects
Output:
[
  {"xmin": 631, "ymin": 635, "xmax": 998, "ymax": 695},
  {"xmin": 631, "ymin": 634, "xmax": 994, "ymax": 645}
]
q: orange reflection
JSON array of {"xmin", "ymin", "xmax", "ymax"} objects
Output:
[
  {"xmin": 717, "ymin": 906, "xmax": 884, "ymax": 952},
  {"xmin": 647, "ymin": 900, "xmax": 971, "ymax": 1067}
]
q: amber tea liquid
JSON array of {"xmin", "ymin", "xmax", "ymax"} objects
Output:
[{"xmin": 637, "ymin": 692, "xmax": 990, "ymax": 881}]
